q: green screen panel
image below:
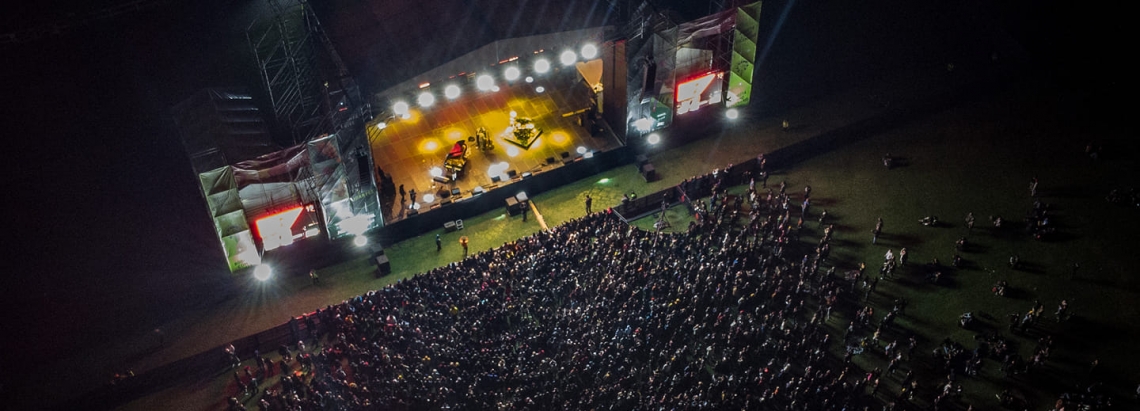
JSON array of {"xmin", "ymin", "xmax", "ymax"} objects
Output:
[
  {"xmin": 728, "ymin": 2, "xmax": 762, "ymax": 108},
  {"xmin": 221, "ymin": 231, "xmax": 259, "ymax": 271}
]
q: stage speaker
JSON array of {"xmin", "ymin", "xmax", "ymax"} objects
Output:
[
  {"xmin": 521, "ymin": 172, "xmax": 532, "ymax": 179},
  {"xmin": 491, "ymin": 175, "xmax": 501, "ymax": 183},
  {"xmin": 507, "ymin": 170, "xmax": 518, "ymax": 179},
  {"xmin": 640, "ymin": 163, "xmax": 658, "ymax": 182},
  {"xmin": 432, "ymin": 176, "xmax": 449, "ymax": 184},
  {"xmin": 641, "ymin": 57, "xmax": 657, "ymax": 95},
  {"xmin": 545, "ymin": 157, "xmax": 556, "ymax": 164},
  {"xmin": 473, "ymin": 186, "xmax": 486, "ymax": 195},
  {"xmin": 505, "ymin": 197, "xmax": 521, "ymax": 216},
  {"xmin": 560, "ymin": 151, "xmax": 570, "ymax": 159},
  {"xmin": 356, "ymin": 154, "xmax": 371, "ymax": 183},
  {"xmin": 440, "ymin": 198, "xmax": 452, "ymax": 206},
  {"xmin": 444, "ymin": 221, "xmax": 457, "ymax": 232},
  {"xmin": 374, "ymin": 254, "xmax": 391, "ymax": 275},
  {"xmin": 451, "ymin": 188, "xmax": 461, "ymax": 196}
]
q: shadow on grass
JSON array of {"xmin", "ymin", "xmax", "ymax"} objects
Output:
[
  {"xmin": 877, "ymin": 232, "xmax": 926, "ymax": 248},
  {"xmin": 1043, "ymin": 184, "xmax": 1099, "ymax": 199}
]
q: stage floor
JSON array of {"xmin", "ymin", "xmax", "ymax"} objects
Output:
[{"xmin": 367, "ymin": 69, "xmax": 623, "ymax": 222}]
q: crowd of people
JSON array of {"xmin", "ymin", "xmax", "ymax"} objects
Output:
[
  {"xmin": 219, "ymin": 160, "xmax": 1127, "ymax": 411},
  {"xmin": 224, "ymin": 162, "xmax": 932, "ymax": 410}
]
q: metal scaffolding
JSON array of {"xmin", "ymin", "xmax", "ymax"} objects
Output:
[{"xmin": 246, "ymin": 0, "xmax": 350, "ymax": 144}]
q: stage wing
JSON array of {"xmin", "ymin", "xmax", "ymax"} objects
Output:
[{"xmin": 198, "ymin": 166, "xmax": 260, "ymax": 272}]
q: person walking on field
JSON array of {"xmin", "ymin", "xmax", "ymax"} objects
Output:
[
  {"xmin": 873, "ymin": 217, "xmax": 883, "ymax": 244},
  {"xmin": 436, "ymin": 234, "xmax": 442, "ymax": 252},
  {"xmin": 585, "ymin": 195, "xmax": 592, "ymax": 214}
]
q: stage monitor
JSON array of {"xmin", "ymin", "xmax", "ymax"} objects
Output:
[{"xmin": 675, "ymin": 72, "xmax": 724, "ymax": 115}]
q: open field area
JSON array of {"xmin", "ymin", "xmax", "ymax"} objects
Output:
[
  {"xmin": 118, "ymin": 69, "xmax": 1140, "ymax": 409},
  {"xmin": 5, "ymin": 0, "xmax": 1138, "ymax": 409}
]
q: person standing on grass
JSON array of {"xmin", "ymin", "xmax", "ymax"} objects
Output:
[
  {"xmin": 585, "ymin": 194, "xmax": 592, "ymax": 214},
  {"xmin": 436, "ymin": 234, "xmax": 442, "ymax": 252},
  {"xmin": 873, "ymin": 217, "xmax": 883, "ymax": 244}
]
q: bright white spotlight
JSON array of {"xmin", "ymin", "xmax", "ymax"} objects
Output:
[
  {"xmin": 393, "ymin": 101, "xmax": 410, "ymax": 116},
  {"xmin": 423, "ymin": 194, "xmax": 436, "ymax": 203},
  {"xmin": 430, "ymin": 167, "xmax": 443, "ymax": 178},
  {"xmin": 444, "ymin": 84, "xmax": 461, "ymax": 99},
  {"xmin": 560, "ymin": 50, "xmax": 577, "ymax": 66},
  {"xmin": 725, "ymin": 108, "xmax": 739, "ymax": 120},
  {"xmin": 576, "ymin": 146, "xmax": 587, "ymax": 155},
  {"xmin": 353, "ymin": 236, "xmax": 369, "ymax": 247},
  {"xmin": 376, "ymin": 122, "xmax": 387, "ymax": 130},
  {"xmin": 634, "ymin": 118, "xmax": 653, "ymax": 132},
  {"xmin": 476, "ymin": 74, "xmax": 494, "ymax": 91},
  {"xmin": 417, "ymin": 92, "xmax": 435, "ymax": 108},
  {"xmin": 253, "ymin": 264, "xmax": 273, "ymax": 282},
  {"xmin": 524, "ymin": 76, "xmax": 534, "ymax": 83},
  {"xmin": 534, "ymin": 58, "xmax": 551, "ymax": 73},
  {"xmin": 647, "ymin": 133, "xmax": 661, "ymax": 145},
  {"xmin": 492, "ymin": 86, "xmax": 500, "ymax": 92},
  {"xmin": 507, "ymin": 146, "xmax": 520, "ymax": 157},
  {"xmin": 580, "ymin": 44, "xmax": 598, "ymax": 59},
  {"xmin": 535, "ymin": 86, "xmax": 545, "ymax": 93},
  {"xmin": 504, "ymin": 66, "xmax": 521, "ymax": 81}
]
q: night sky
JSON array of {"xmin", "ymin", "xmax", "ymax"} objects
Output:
[{"xmin": 0, "ymin": 0, "xmax": 1130, "ymax": 403}]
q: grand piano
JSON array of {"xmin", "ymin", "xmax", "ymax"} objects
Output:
[{"xmin": 444, "ymin": 140, "xmax": 469, "ymax": 175}]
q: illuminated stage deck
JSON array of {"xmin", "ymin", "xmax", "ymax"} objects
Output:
[{"xmin": 367, "ymin": 68, "xmax": 622, "ymax": 222}]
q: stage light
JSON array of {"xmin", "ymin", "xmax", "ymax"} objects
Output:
[
  {"xmin": 376, "ymin": 122, "xmax": 387, "ymax": 130},
  {"xmin": 430, "ymin": 167, "xmax": 443, "ymax": 178},
  {"xmin": 534, "ymin": 58, "xmax": 551, "ymax": 73},
  {"xmin": 525, "ymin": 76, "xmax": 534, "ymax": 83},
  {"xmin": 581, "ymin": 43, "xmax": 598, "ymax": 59},
  {"xmin": 401, "ymin": 113, "xmax": 411, "ymax": 120},
  {"xmin": 507, "ymin": 146, "xmax": 520, "ymax": 157},
  {"xmin": 647, "ymin": 133, "xmax": 661, "ymax": 145},
  {"xmin": 418, "ymin": 92, "xmax": 435, "ymax": 108},
  {"xmin": 420, "ymin": 139, "xmax": 440, "ymax": 153},
  {"xmin": 576, "ymin": 146, "xmax": 587, "ymax": 155},
  {"xmin": 253, "ymin": 264, "xmax": 273, "ymax": 282},
  {"xmin": 492, "ymin": 86, "xmax": 500, "ymax": 92},
  {"xmin": 550, "ymin": 131, "xmax": 569, "ymax": 146},
  {"xmin": 338, "ymin": 214, "xmax": 375, "ymax": 236},
  {"xmin": 476, "ymin": 75, "xmax": 494, "ymax": 91},
  {"xmin": 445, "ymin": 84, "xmax": 461, "ymax": 99},
  {"xmin": 634, "ymin": 118, "xmax": 653, "ymax": 132},
  {"xmin": 560, "ymin": 50, "xmax": 577, "ymax": 66},
  {"xmin": 726, "ymin": 108, "xmax": 739, "ymax": 120},
  {"xmin": 535, "ymin": 86, "xmax": 545, "ymax": 93},
  {"xmin": 423, "ymin": 194, "xmax": 436, "ymax": 203},
  {"xmin": 353, "ymin": 236, "xmax": 369, "ymax": 247},
  {"xmin": 504, "ymin": 66, "xmax": 521, "ymax": 81},
  {"xmin": 393, "ymin": 101, "xmax": 410, "ymax": 116}
]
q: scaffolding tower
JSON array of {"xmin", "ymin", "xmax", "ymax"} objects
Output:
[{"xmin": 247, "ymin": 0, "xmax": 352, "ymax": 144}]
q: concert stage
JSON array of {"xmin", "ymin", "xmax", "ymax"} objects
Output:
[{"xmin": 368, "ymin": 65, "xmax": 623, "ymax": 222}]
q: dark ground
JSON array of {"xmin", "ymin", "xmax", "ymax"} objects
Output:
[{"xmin": 0, "ymin": 0, "xmax": 1134, "ymax": 408}]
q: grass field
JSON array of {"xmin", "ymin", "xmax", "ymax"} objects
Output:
[{"xmin": 120, "ymin": 71, "xmax": 1140, "ymax": 410}]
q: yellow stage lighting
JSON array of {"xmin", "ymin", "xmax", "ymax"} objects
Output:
[
  {"xmin": 420, "ymin": 139, "xmax": 441, "ymax": 153},
  {"xmin": 550, "ymin": 131, "xmax": 570, "ymax": 146}
]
